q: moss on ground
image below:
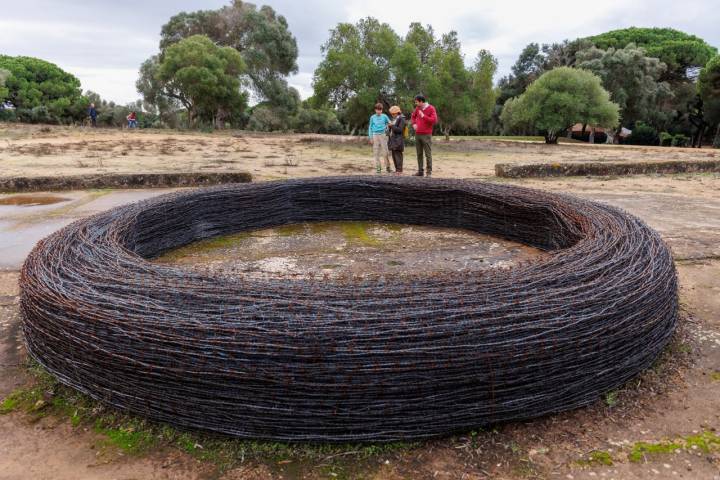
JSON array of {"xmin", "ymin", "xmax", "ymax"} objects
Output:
[
  {"xmin": 628, "ymin": 431, "xmax": 720, "ymax": 462},
  {"xmin": 577, "ymin": 450, "xmax": 614, "ymax": 466}
]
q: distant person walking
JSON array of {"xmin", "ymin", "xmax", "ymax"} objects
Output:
[
  {"xmin": 88, "ymin": 103, "xmax": 97, "ymax": 128},
  {"xmin": 410, "ymin": 95, "xmax": 437, "ymax": 177},
  {"xmin": 368, "ymin": 103, "xmax": 392, "ymax": 174},
  {"xmin": 387, "ymin": 105, "xmax": 406, "ymax": 174},
  {"xmin": 127, "ymin": 111, "xmax": 138, "ymax": 129}
]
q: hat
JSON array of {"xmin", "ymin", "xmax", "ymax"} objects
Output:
[{"xmin": 389, "ymin": 105, "xmax": 401, "ymax": 114}]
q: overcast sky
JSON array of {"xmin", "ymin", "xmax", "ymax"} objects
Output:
[{"xmin": 1, "ymin": 0, "xmax": 718, "ymax": 104}]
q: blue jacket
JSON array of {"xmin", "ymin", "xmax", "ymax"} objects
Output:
[{"xmin": 368, "ymin": 113, "xmax": 390, "ymax": 136}]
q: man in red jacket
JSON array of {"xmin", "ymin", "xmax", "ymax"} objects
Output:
[{"xmin": 410, "ymin": 94, "xmax": 438, "ymax": 177}]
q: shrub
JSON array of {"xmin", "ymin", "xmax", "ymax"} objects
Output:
[
  {"xmin": 247, "ymin": 105, "xmax": 287, "ymax": 132},
  {"xmin": 0, "ymin": 107, "xmax": 16, "ymax": 122},
  {"xmin": 671, "ymin": 134, "xmax": 689, "ymax": 147},
  {"xmin": 659, "ymin": 132, "xmax": 674, "ymax": 147},
  {"xmin": 292, "ymin": 108, "xmax": 342, "ymax": 134},
  {"xmin": 624, "ymin": 122, "xmax": 658, "ymax": 145}
]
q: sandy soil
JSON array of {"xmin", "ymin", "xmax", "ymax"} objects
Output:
[
  {"xmin": 1, "ymin": 124, "xmax": 720, "ymax": 479},
  {"xmin": 1, "ymin": 123, "xmax": 718, "ymax": 180}
]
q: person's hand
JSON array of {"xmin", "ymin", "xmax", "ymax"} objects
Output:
[
  {"xmin": 418, "ymin": 110, "xmax": 424, "ymax": 118},
  {"xmin": 412, "ymin": 124, "xmax": 417, "ymax": 131}
]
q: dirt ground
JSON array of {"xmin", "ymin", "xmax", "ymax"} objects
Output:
[
  {"xmin": 1, "ymin": 124, "xmax": 720, "ymax": 479},
  {"xmin": 1, "ymin": 123, "xmax": 718, "ymax": 181}
]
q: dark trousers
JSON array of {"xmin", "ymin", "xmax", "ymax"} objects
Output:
[
  {"xmin": 415, "ymin": 134, "xmax": 432, "ymax": 172},
  {"xmin": 91, "ymin": 117, "xmax": 97, "ymax": 127},
  {"xmin": 391, "ymin": 150, "xmax": 403, "ymax": 172}
]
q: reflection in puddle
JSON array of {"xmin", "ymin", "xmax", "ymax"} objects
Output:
[{"xmin": 0, "ymin": 195, "xmax": 70, "ymax": 207}]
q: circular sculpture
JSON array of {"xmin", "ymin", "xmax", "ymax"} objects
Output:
[{"xmin": 20, "ymin": 177, "xmax": 678, "ymax": 442}]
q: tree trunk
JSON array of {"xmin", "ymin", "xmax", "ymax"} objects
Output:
[
  {"xmin": 714, "ymin": 124, "xmax": 720, "ymax": 149},
  {"xmin": 544, "ymin": 131, "xmax": 559, "ymax": 144},
  {"xmin": 444, "ymin": 127, "xmax": 451, "ymax": 142}
]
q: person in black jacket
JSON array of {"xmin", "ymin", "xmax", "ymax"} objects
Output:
[{"xmin": 387, "ymin": 105, "xmax": 405, "ymax": 174}]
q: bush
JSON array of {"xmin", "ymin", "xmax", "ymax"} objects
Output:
[
  {"xmin": 291, "ymin": 108, "xmax": 342, "ymax": 134},
  {"xmin": 16, "ymin": 106, "xmax": 57, "ymax": 124},
  {"xmin": 0, "ymin": 108, "xmax": 16, "ymax": 122},
  {"xmin": 624, "ymin": 122, "xmax": 658, "ymax": 145},
  {"xmin": 659, "ymin": 132, "xmax": 674, "ymax": 147},
  {"xmin": 247, "ymin": 105, "xmax": 287, "ymax": 132},
  {"xmin": 671, "ymin": 134, "xmax": 689, "ymax": 147}
]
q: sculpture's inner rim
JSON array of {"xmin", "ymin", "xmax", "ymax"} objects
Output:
[{"xmin": 126, "ymin": 181, "xmax": 586, "ymax": 265}]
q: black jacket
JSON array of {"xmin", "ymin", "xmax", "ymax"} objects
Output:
[{"xmin": 387, "ymin": 115, "xmax": 405, "ymax": 151}]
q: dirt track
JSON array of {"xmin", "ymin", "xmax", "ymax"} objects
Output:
[{"xmin": 1, "ymin": 125, "xmax": 720, "ymax": 479}]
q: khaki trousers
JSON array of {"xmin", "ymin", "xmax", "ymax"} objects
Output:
[{"xmin": 372, "ymin": 134, "xmax": 391, "ymax": 172}]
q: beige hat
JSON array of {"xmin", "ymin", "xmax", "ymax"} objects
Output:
[{"xmin": 389, "ymin": 105, "xmax": 401, "ymax": 114}]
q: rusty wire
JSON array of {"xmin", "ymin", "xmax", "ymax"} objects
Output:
[{"xmin": 19, "ymin": 176, "xmax": 678, "ymax": 442}]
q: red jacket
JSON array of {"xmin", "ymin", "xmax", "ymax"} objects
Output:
[{"xmin": 411, "ymin": 104, "xmax": 438, "ymax": 135}]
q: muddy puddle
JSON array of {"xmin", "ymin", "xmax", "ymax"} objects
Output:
[
  {"xmin": 0, "ymin": 194, "xmax": 71, "ymax": 208},
  {"xmin": 155, "ymin": 221, "xmax": 547, "ymax": 279}
]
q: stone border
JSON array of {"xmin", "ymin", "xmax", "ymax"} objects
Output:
[
  {"xmin": 0, "ymin": 172, "xmax": 252, "ymax": 193},
  {"xmin": 495, "ymin": 160, "xmax": 720, "ymax": 178}
]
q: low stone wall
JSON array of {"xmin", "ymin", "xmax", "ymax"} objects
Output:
[
  {"xmin": 495, "ymin": 160, "xmax": 720, "ymax": 178},
  {"xmin": 0, "ymin": 172, "xmax": 252, "ymax": 193}
]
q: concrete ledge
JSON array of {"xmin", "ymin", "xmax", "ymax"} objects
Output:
[
  {"xmin": 495, "ymin": 160, "xmax": 720, "ymax": 178},
  {"xmin": 0, "ymin": 172, "xmax": 252, "ymax": 193}
]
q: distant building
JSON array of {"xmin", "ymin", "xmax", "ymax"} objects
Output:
[{"xmin": 567, "ymin": 123, "xmax": 631, "ymax": 144}]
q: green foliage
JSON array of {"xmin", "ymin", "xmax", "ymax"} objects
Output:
[
  {"xmin": 312, "ymin": 18, "xmax": 401, "ymax": 132},
  {"xmin": 698, "ymin": 55, "xmax": 720, "ymax": 147},
  {"xmin": 291, "ymin": 107, "xmax": 342, "ymax": 134},
  {"xmin": 157, "ymin": 35, "xmax": 247, "ymax": 127},
  {"xmin": 496, "ymin": 39, "xmax": 592, "ymax": 106},
  {"xmin": 247, "ymin": 104, "xmax": 287, "ymax": 131},
  {"xmin": 624, "ymin": 122, "xmax": 659, "ymax": 145},
  {"xmin": 0, "ymin": 55, "xmax": 85, "ymax": 123},
  {"xmin": 501, "ymin": 67, "xmax": 619, "ymax": 143},
  {"xmin": 159, "ymin": 1, "xmax": 298, "ymax": 107},
  {"xmin": 0, "ymin": 68, "xmax": 9, "ymax": 101},
  {"xmin": 589, "ymin": 27, "xmax": 717, "ymax": 82},
  {"xmin": 577, "ymin": 43, "xmax": 673, "ymax": 129},
  {"xmin": 313, "ymin": 19, "xmax": 496, "ymax": 136}
]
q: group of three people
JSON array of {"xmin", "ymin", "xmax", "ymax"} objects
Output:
[{"xmin": 368, "ymin": 94, "xmax": 437, "ymax": 177}]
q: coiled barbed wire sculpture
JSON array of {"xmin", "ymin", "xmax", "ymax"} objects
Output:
[{"xmin": 20, "ymin": 176, "xmax": 678, "ymax": 442}]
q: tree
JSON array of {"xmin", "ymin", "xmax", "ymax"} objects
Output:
[
  {"xmin": 0, "ymin": 68, "xmax": 9, "ymax": 102},
  {"xmin": 312, "ymin": 18, "xmax": 400, "ymax": 133},
  {"xmin": 0, "ymin": 55, "xmax": 86, "ymax": 123},
  {"xmin": 313, "ymin": 19, "xmax": 496, "ymax": 137},
  {"xmin": 158, "ymin": 0, "xmax": 298, "ymax": 107},
  {"xmin": 698, "ymin": 55, "xmax": 720, "ymax": 148},
  {"xmin": 471, "ymin": 50, "xmax": 498, "ymax": 132},
  {"xmin": 589, "ymin": 28, "xmax": 717, "ymax": 83},
  {"xmin": 156, "ymin": 35, "xmax": 247, "ymax": 127},
  {"xmin": 577, "ymin": 43, "xmax": 673, "ymax": 139},
  {"xmin": 502, "ymin": 67, "xmax": 619, "ymax": 144}
]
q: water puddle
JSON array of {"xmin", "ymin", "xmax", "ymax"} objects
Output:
[{"xmin": 0, "ymin": 194, "xmax": 71, "ymax": 207}]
